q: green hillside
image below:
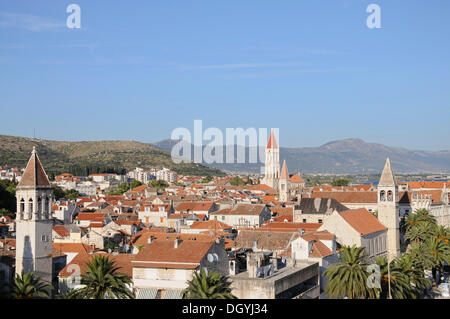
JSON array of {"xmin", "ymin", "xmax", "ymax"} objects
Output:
[{"xmin": 0, "ymin": 135, "xmax": 224, "ymax": 178}]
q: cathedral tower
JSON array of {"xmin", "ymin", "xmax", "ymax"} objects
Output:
[
  {"xmin": 263, "ymin": 129, "xmax": 280, "ymax": 189},
  {"xmin": 377, "ymin": 158, "xmax": 400, "ymax": 260},
  {"xmin": 279, "ymin": 160, "xmax": 290, "ymax": 202},
  {"xmin": 15, "ymin": 147, "xmax": 54, "ymax": 285}
]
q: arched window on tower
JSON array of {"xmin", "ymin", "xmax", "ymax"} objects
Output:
[
  {"xmin": 380, "ymin": 190, "xmax": 386, "ymax": 201},
  {"xmin": 387, "ymin": 190, "xmax": 393, "ymax": 201},
  {"xmin": 28, "ymin": 198, "xmax": 33, "ymax": 216},
  {"xmin": 37, "ymin": 197, "xmax": 42, "ymax": 213},
  {"xmin": 20, "ymin": 199, "xmax": 25, "ymax": 213}
]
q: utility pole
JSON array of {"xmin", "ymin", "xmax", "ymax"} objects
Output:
[{"xmin": 387, "ymin": 254, "xmax": 392, "ymax": 299}]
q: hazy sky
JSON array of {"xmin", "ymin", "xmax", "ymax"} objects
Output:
[{"xmin": 0, "ymin": 1, "xmax": 449, "ymax": 150}]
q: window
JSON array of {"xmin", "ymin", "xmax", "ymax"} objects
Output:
[
  {"xmin": 222, "ymin": 216, "xmax": 225, "ymax": 221},
  {"xmin": 380, "ymin": 191, "xmax": 386, "ymax": 201},
  {"xmin": 318, "ymin": 219, "xmax": 323, "ymax": 223},
  {"xmin": 28, "ymin": 198, "xmax": 33, "ymax": 213},
  {"xmin": 214, "ymin": 216, "xmax": 217, "ymax": 220},
  {"xmin": 20, "ymin": 199, "xmax": 25, "ymax": 213},
  {"xmin": 387, "ymin": 191, "xmax": 393, "ymax": 201},
  {"xmin": 302, "ymin": 219, "xmax": 306, "ymax": 223}
]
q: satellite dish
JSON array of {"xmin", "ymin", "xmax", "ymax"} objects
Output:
[{"xmin": 207, "ymin": 253, "xmax": 214, "ymax": 263}]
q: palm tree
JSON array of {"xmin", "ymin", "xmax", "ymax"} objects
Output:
[
  {"xmin": 324, "ymin": 245, "xmax": 377, "ymax": 299},
  {"xmin": 415, "ymin": 208, "xmax": 437, "ymax": 224},
  {"xmin": 67, "ymin": 255, "xmax": 134, "ymax": 299},
  {"xmin": 434, "ymin": 225, "xmax": 450, "ymax": 243},
  {"xmin": 374, "ymin": 256, "xmax": 417, "ymax": 299},
  {"xmin": 9, "ymin": 272, "xmax": 51, "ymax": 299},
  {"xmin": 426, "ymin": 236, "xmax": 450, "ymax": 285},
  {"xmin": 406, "ymin": 241, "xmax": 434, "ymax": 270},
  {"xmin": 183, "ymin": 269, "xmax": 236, "ymax": 299},
  {"xmin": 394, "ymin": 253, "xmax": 430, "ymax": 297},
  {"xmin": 405, "ymin": 221, "xmax": 436, "ymax": 244}
]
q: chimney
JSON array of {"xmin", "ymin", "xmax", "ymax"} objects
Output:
[{"xmin": 174, "ymin": 237, "xmax": 182, "ymax": 248}]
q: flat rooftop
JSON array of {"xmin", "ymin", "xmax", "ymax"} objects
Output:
[{"xmin": 230, "ymin": 262, "xmax": 316, "ymax": 283}]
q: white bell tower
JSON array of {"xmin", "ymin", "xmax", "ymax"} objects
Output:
[
  {"xmin": 262, "ymin": 129, "xmax": 280, "ymax": 190},
  {"xmin": 15, "ymin": 147, "xmax": 54, "ymax": 285},
  {"xmin": 377, "ymin": 157, "xmax": 400, "ymax": 260}
]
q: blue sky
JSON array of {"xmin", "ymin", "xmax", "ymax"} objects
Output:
[{"xmin": 0, "ymin": 0, "xmax": 449, "ymax": 150}]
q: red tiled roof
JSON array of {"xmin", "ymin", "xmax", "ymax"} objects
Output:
[
  {"xmin": 309, "ymin": 240, "xmax": 333, "ymax": 258},
  {"xmin": 53, "ymin": 225, "xmax": 70, "ymax": 238},
  {"xmin": 339, "ymin": 208, "xmax": 387, "ymax": 236},
  {"xmin": 311, "ymin": 191, "xmax": 378, "ymax": 204},
  {"xmin": 59, "ymin": 252, "xmax": 134, "ymax": 277},
  {"xmin": 210, "ymin": 204, "xmax": 266, "ymax": 216},
  {"xmin": 289, "ymin": 174, "xmax": 304, "ymax": 183},
  {"xmin": 174, "ymin": 201, "xmax": 214, "ymax": 212},
  {"xmin": 52, "ymin": 243, "xmax": 95, "ymax": 254},
  {"xmin": 76, "ymin": 213, "xmax": 107, "ymax": 221},
  {"xmin": 132, "ymin": 230, "xmax": 215, "ymax": 247},
  {"xmin": 134, "ymin": 239, "xmax": 213, "ymax": 264},
  {"xmin": 190, "ymin": 220, "xmax": 232, "ymax": 230},
  {"xmin": 267, "ymin": 129, "xmax": 278, "ymax": 149},
  {"xmin": 17, "ymin": 149, "xmax": 51, "ymax": 188},
  {"xmin": 407, "ymin": 181, "xmax": 448, "ymax": 189},
  {"xmin": 130, "ymin": 185, "xmax": 147, "ymax": 192}
]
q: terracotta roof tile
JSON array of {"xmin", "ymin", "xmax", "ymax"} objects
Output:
[
  {"xmin": 339, "ymin": 208, "xmax": 387, "ymax": 236},
  {"xmin": 17, "ymin": 148, "xmax": 51, "ymax": 188}
]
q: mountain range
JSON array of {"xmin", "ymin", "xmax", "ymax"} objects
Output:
[
  {"xmin": 0, "ymin": 135, "xmax": 224, "ymax": 177},
  {"xmin": 151, "ymin": 138, "xmax": 450, "ymax": 174},
  {"xmin": 1, "ymin": 134, "xmax": 448, "ymax": 176}
]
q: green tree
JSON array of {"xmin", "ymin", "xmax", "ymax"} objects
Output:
[
  {"xmin": 0, "ymin": 180, "xmax": 17, "ymax": 214},
  {"xmin": 426, "ymin": 236, "xmax": 450, "ymax": 285},
  {"xmin": 52, "ymin": 185, "xmax": 66, "ymax": 200},
  {"xmin": 0, "ymin": 208, "xmax": 15, "ymax": 219},
  {"xmin": 374, "ymin": 256, "xmax": 416, "ymax": 299},
  {"xmin": 324, "ymin": 245, "xmax": 377, "ymax": 299},
  {"xmin": 103, "ymin": 241, "xmax": 118, "ymax": 252},
  {"xmin": 64, "ymin": 189, "xmax": 80, "ymax": 200},
  {"xmin": 330, "ymin": 178, "xmax": 351, "ymax": 187},
  {"xmin": 149, "ymin": 180, "xmax": 169, "ymax": 191},
  {"xmin": 130, "ymin": 180, "xmax": 143, "ymax": 189},
  {"xmin": 117, "ymin": 183, "xmax": 130, "ymax": 194},
  {"xmin": 200, "ymin": 176, "xmax": 213, "ymax": 183},
  {"xmin": 229, "ymin": 177, "xmax": 245, "ymax": 186},
  {"xmin": 183, "ymin": 269, "xmax": 236, "ymax": 299},
  {"xmin": 394, "ymin": 253, "xmax": 430, "ymax": 297},
  {"xmin": 66, "ymin": 255, "xmax": 134, "ymax": 299},
  {"xmin": 406, "ymin": 241, "xmax": 434, "ymax": 270},
  {"xmin": 9, "ymin": 272, "xmax": 51, "ymax": 299}
]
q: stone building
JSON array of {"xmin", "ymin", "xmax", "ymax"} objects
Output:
[
  {"xmin": 377, "ymin": 158, "xmax": 401, "ymax": 260},
  {"xmin": 15, "ymin": 147, "xmax": 54, "ymax": 285},
  {"xmin": 262, "ymin": 130, "xmax": 280, "ymax": 190}
]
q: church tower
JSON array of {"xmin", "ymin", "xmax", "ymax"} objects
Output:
[
  {"xmin": 377, "ymin": 158, "xmax": 400, "ymax": 260},
  {"xmin": 279, "ymin": 160, "xmax": 290, "ymax": 202},
  {"xmin": 263, "ymin": 129, "xmax": 280, "ymax": 190},
  {"xmin": 15, "ymin": 147, "xmax": 54, "ymax": 285}
]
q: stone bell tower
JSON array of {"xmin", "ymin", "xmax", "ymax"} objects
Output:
[
  {"xmin": 262, "ymin": 129, "xmax": 280, "ymax": 190},
  {"xmin": 15, "ymin": 147, "xmax": 54, "ymax": 285},
  {"xmin": 279, "ymin": 160, "xmax": 290, "ymax": 202},
  {"xmin": 377, "ymin": 157, "xmax": 400, "ymax": 260}
]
